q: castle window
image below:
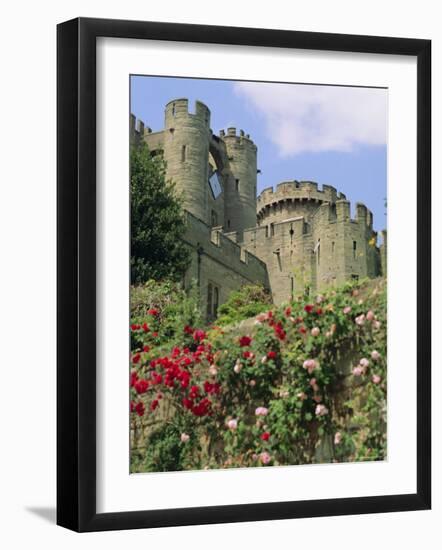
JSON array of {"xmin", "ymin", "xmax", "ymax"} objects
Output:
[
  {"xmin": 213, "ymin": 287, "xmax": 219, "ymax": 317},
  {"xmin": 332, "ymin": 241, "xmax": 335, "ymax": 255},
  {"xmin": 270, "ymin": 223, "xmax": 275, "ymax": 236},
  {"xmin": 207, "ymin": 282, "xmax": 220, "ymax": 320},
  {"xmin": 227, "ymin": 220, "xmax": 231, "ymax": 229},
  {"xmin": 351, "ymin": 274, "xmax": 359, "ymax": 281},
  {"xmin": 317, "ymin": 242, "xmax": 321, "ymax": 266},
  {"xmin": 207, "ymin": 283, "xmax": 213, "ymax": 318},
  {"xmin": 211, "ymin": 210, "xmax": 218, "ymax": 227},
  {"xmin": 172, "ymin": 103, "xmax": 176, "ymax": 116},
  {"xmin": 181, "ymin": 144, "xmax": 187, "ymax": 162},
  {"xmin": 265, "ymin": 225, "xmax": 269, "ymax": 238},
  {"xmin": 235, "ymin": 179, "xmax": 240, "ymax": 192},
  {"xmin": 353, "ymin": 240, "xmax": 357, "ymax": 259}
]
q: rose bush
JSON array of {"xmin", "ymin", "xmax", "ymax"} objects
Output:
[{"xmin": 130, "ymin": 277, "xmax": 387, "ymax": 472}]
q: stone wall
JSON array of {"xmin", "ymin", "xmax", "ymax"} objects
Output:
[{"xmin": 182, "ymin": 212, "xmax": 270, "ymax": 318}]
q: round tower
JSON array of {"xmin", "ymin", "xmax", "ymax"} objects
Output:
[
  {"xmin": 162, "ymin": 98, "xmax": 211, "ymax": 224},
  {"xmin": 222, "ymin": 128, "xmax": 257, "ymax": 233},
  {"xmin": 257, "ymin": 181, "xmax": 345, "ymax": 227}
]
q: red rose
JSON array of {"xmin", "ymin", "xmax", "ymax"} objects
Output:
[
  {"xmin": 150, "ymin": 399, "xmax": 159, "ymax": 411},
  {"xmin": 299, "ymin": 326, "xmax": 307, "ymax": 334},
  {"xmin": 135, "ymin": 401, "xmax": 145, "ymax": 416},
  {"xmin": 274, "ymin": 323, "xmax": 286, "ymax": 341},
  {"xmin": 239, "ymin": 335, "xmax": 252, "ymax": 347},
  {"xmin": 304, "ymin": 304, "xmax": 314, "ymax": 313},
  {"xmin": 193, "ymin": 329, "xmax": 207, "ymax": 342},
  {"xmin": 130, "ymin": 323, "xmax": 140, "ymax": 331},
  {"xmin": 130, "ymin": 370, "xmax": 138, "ymax": 387},
  {"xmin": 132, "ymin": 353, "xmax": 141, "ymax": 364},
  {"xmin": 148, "ymin": 308, "xmax": 159, "ymax": 316},
  {"xmin": 184, "ymin": 325, "xmax": 194, "ymax": 335},
  {"xmin": 151, "ymin": 372, "xmax": 162, "ymax": 385},
  {"xmin": 267, "ymin": 351, "xmax": 277, "ymax": 359},
  {"xmin": 315, "ymin": 307, "xmax": 323, "ymax": 315},
  {"xmin": 285, "ymin": 307, "xmax": 292, "ymax": 316},
  {"xmin": 134, "ymin": 379, "xmax": 149, "ymax": 394},
  {"xmin": 182, "ymin": 397, "xmax": 193, "ymax": 410},
  {"xmin": 143, "ymin": 345, "xmax": 150, "ymax": 353},
  {"xmin": 261, "ymin": 432, "xmax": 270, "ymax": 441}
]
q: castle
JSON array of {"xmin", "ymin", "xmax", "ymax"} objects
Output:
[{"xmin": 131, "ymin": 98, "xmax": 387, "ymax": 318}]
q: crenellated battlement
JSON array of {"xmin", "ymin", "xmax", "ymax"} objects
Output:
[
  {"xmin": 130, "ymin": 114, "xmax": 153, "ymax": 142},
  {"xmin": 310, "ymin": 200, "xmax": 374, "ymax": 229},
  {"xmin": 165, "ymin": 98, "xmax": 211, "ymax": 127},
  {"xmin": 257, "ymin": 180, "xmax": 346, "ymax": 216},
  {"xmin": 183, "ymin": 211, "xmax": 268, "ymax": 276},
  {"xmin": 219, "ymin": 127, "xmax": 257, "ymax": 150}
]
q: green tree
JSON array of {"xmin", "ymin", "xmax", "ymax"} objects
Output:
[{"xmin": 130, "ymin": 143, "xmax": 190, "ymax": 283}]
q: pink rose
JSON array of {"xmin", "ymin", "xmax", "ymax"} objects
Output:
[
  {"xmin": 372, "ymin": 374, "xmax": 381, "ymax": 384},
  {"xmin": 371, "ymin": 350, "xmax": 381, "ymax": 361},
  {"xmin": 355, "ymin": 314, "xmax": 366, "ymax": 326},
  {"xmin": 297, "ymin": 391, "xmax": 307, "ymax": 400},
  {"xmin": 260, "ymin": 451, "xmax": 271, "ymax": 465},
  {"xmin": 373, "ymin": 320, "xmax": 381, "ymax": 331},
  {"xmin": 180, "ymin": 433, "xmax": 190, "ymax": 443},
  {"xmin": 353, "ymin": 366, "xmax": 364, "ymax": 376},
  {"xmin": 255, "ymin": 312, "xmax": 268, "ymax": 323},
  {"xmin": 315, "ymin": 404, "xmax": 329, "ymax": 416},
  {"xmin": 209, "ymin": 365, "xmax": 218, "ymax": 376},
  {"xmin": 249, "ymin": 379, "xmax": 256, "ymax": 387},
  {"xmin": 234, "ymin": 362, "xmax": 242, "ymax": 374},
  {"xmin": 255, "ymin": 406, "xmax": 269, "ymax": 416},
  {"xmin": 227, "ymin": 419, "xmax": 238, "ymax": 430},
  {"xmin": 366, "ymin": 310, "xmax": 375, "ymax": 321},
  {"xmin": 334, "ymin": 432, "xmax": 342, "ymax": 445},
  {"xmin": 359, "ymin": 358, "xmax": 370, "ymax": 368},
  {"xmin": 303, "ymin": 359, "xmax": 317, "ymax": 374},
  {"xmin": 311, "ymin": 327, "xmax": 320, "ymax": 337},
  {"xmin": 343, "ymin": 306, "xmax": 352, "ymax": 314}
]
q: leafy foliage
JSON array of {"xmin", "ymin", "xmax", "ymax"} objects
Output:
[
  {"xmin": 130, "ymin": 279, "xmax": 203, "ymax": 353},
  {"xmin": 215, "ymin": 284, "xmax": 272, "ymax": 326},
  {"xmin": 130, "ymin": 142, "xmax": 190, "ymax": 284},
  {"xmin": 130, "ymin": 277, "xmax": 387, "ymax": 472}
]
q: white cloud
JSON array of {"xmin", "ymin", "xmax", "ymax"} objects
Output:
[{"xmin": 234, "ymin": 82, "xmax": 387, "ymax": 156}]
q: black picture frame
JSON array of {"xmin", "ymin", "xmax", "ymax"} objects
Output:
[{"xmin": 57, "ymin": 17, "xmax": 431, "ymax": 532}]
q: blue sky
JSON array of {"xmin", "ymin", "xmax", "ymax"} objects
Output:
[{"xmin": 131, "ymin": 75, "xmax": 387, "ymax": 234}]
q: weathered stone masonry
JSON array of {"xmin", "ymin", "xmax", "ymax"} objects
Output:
[{"xmin": 131, "ymin": 98, "xmax": 386, "ymax": 315}]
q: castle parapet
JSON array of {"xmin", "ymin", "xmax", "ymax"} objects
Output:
[
  {"xmin": 336, "ymin": 199, "xmax": 351, "ymax": 222},
  {"xmin": 355, "ymin": 202, "xmax": 374, "ymax": 229},
  {"xmin": 130, "ymin": 114, "xmax": 155, "ymax": 144},
  {"xmin": 314, "ymin": 202, "xmax": 337, "ymax": 224},
  {"xmin": 220, "ymin": 126, "xmax": 257, "ymax": 149},
  {"xmin": 257, "ymin": 181, "xmax": 342, "ymax": 219},
  {"xmin": 165, "ymin": 98, "xmax": 211, "ymax": 128},
  {"xmin": 183, "ymin": 212, "xmax": 267, "ymax": 276}
]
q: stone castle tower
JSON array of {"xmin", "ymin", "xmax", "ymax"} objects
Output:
[{"xmin": 131, "ymin": 98, "xmax": 386, "ymax": 316}]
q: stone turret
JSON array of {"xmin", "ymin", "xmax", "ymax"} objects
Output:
[
  {"xmin": 222, "ymin": 127, "xmax": 258, "ymax": 234},
  {"xmin": 257, "ymin": 181, "xmax": 346, "ymax": 228},
  {"xmin": 162, "ymin": 98, "xmax": 211, "ymax": 224}
]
